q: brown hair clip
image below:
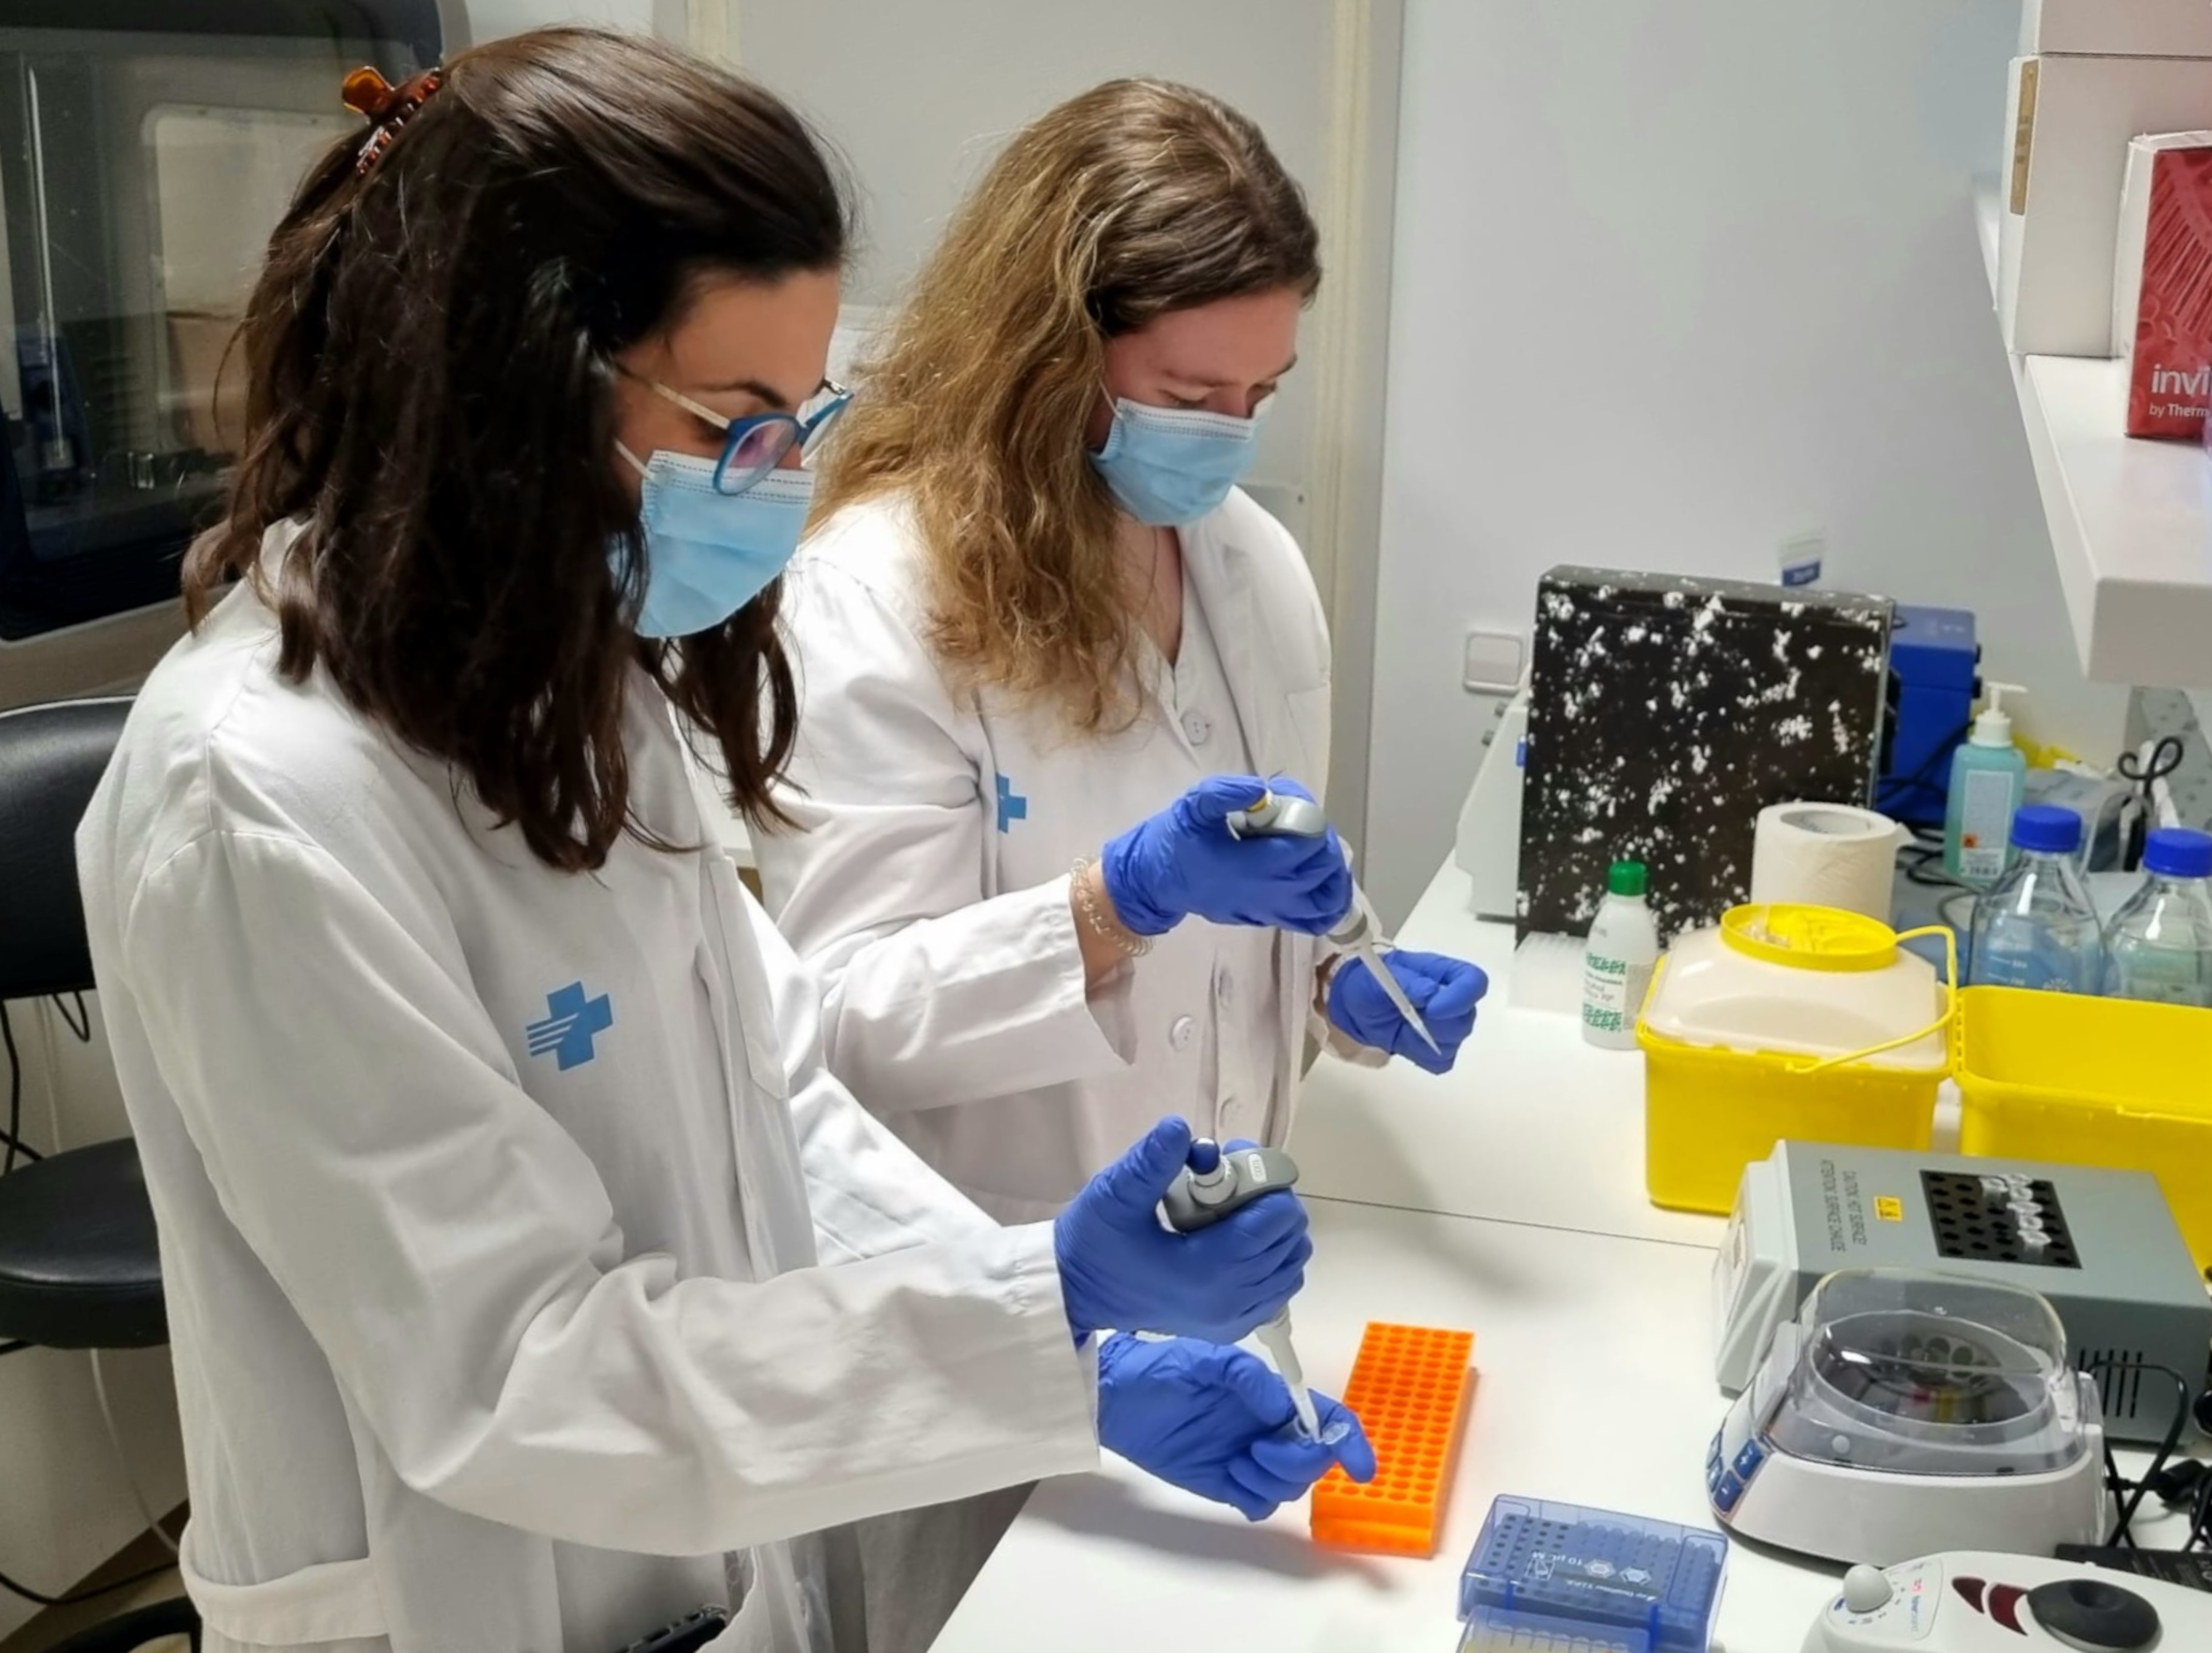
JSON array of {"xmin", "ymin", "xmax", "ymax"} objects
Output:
[{"xmin": 342, "ymin": 65, "xmax": 445, "ymax": 176}]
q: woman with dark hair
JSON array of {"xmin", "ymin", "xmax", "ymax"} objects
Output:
[
  {"xmin": 76, "ymin": 33, "xmax": 1366, "ymax": 1653},
  {"xmin": 754, "ymin": 82, "xmax": 1488, "ymax": 1224}
]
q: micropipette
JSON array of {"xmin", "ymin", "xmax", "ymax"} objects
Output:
[
  {"xmin": 1226, "ymin": 790, "xmax": 1440, "ymax": 1054},
  {"xmin": 1160, "ymin": 1138, "xmax": 1321, "ymax": 1438},
  {"xmin": 1253, "ymin": 1313, "xmax": 1320, "ymax": 1440}
]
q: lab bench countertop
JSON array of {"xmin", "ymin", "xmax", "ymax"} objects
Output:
[
  {"xmin": 1293, "ymin": 860, "xmax": 1716, "ymax": 1246},
  {"xmin": 927, "ymin": 858, "xmax": 2179, "ymax": 1653},
  {"xmin": 932, "ymin": 1200, "xmax": 1832, "ymax": 1653}
]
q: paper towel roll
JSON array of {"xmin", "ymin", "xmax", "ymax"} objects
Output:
[{"xmin": 1749, "ymin": 803, "xmax": 1902, "ymax": 922}]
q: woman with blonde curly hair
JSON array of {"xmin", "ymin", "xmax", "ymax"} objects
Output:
[{"xmin": 755, "ymin": 79, "xmax": 1487, "ymax": 1225}]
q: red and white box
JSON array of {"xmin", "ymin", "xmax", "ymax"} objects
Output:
[{"xmin": 2114, "ymin": 133, "xmax": 2212, "ymax": 438}]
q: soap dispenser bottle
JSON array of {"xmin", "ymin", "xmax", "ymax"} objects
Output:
[{"xmin": 1943, "ymin": 681, "xmax": 2028, "ymax": 889}]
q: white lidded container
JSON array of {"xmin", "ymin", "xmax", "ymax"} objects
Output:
[
  {"xmin": 1637, "ymin": 905, "xmax": 1952, "ymax": 1213},
  {"xmin": 1643, "ymin": 912, "xmax": 1950, "ymax": 1071}
]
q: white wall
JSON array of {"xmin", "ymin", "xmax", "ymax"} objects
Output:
[
  {"xmin": 733, "ymin": 3, "xmax": 1330, "ymax": 305},
  {"xmin": 464, "ymin": 0, "xmax": 663, "ymax": 41},
  {"xmin": 1365, "ymin": 0, "xmax": 2130, "ymax": 924}
]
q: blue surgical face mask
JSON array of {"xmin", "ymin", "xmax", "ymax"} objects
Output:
[
  {"xmin": 612, "ymin": 446, "xmax": 814, "ymax": 639},
  {"xmin": 1087, "ymin": 393, "xmax": 1274, "ymax": 527}
]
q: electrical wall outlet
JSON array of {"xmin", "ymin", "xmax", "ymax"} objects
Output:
[{"xmin": 1462, "ymin": 629, "xmax": 1524, "ymax": 693}]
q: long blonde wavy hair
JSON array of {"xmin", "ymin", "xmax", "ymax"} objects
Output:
[{"xmin": 813, "ymin": 79, "xmax": 1320, "ymax": 734}]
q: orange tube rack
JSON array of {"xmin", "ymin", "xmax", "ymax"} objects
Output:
[{"xmin": 1309, "ymin": 1322, "xmax": 1476, "ymax": 1556}]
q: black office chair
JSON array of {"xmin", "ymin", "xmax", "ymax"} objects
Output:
[{"xmin": 0, "ymin": 698, "xmax": 199, "ymax": 1651}]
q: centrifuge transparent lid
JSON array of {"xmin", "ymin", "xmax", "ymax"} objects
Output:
[{"xmin": 1760, "ymin": 1269, "xmax": 2090, "ymax": 1478}]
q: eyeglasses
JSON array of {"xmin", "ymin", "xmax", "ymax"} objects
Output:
[{"xmin": 642, "ymin": 376, "xmax": 853, "ymax": 495}]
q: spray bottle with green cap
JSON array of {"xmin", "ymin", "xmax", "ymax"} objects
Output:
[{"xmin": 1583, "ymin": 859, "xmax": 1660, "ymax": 1050}]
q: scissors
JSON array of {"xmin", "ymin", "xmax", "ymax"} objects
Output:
[{"xmin": 1226, "ymin": 789, "xmax": 1440, "ymax": 1054}]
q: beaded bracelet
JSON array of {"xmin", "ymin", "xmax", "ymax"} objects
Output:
[{"xmin": 1070, "ymin": 857, "xmax": 1153, "ymax": 958}]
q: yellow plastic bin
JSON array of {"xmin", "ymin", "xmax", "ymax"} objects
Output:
[
  {"xmin": 1637, "ymin": 905, "xmax": 1951, "ymax": 1214},
  {"xmin": 1956, "ymin": 985, "xmax": 2212, "ymax": 1272}
]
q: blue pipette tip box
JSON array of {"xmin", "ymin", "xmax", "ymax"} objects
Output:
[{"xmin": 1457, "ymin": 1497, "xmax": 1727, "ymax": 1653}]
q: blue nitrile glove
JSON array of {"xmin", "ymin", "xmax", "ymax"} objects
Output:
[
  {"xmin": 1100, "ymin": 775, "xmax": 1354, "ymax": 937},
  {"xmin": 1054, "ymin": 1116, "xmax": 1311, "ymax": 1342},
  {"xmin": 1096, "ymin": 1333, "xmax": 1376, "ymax": 1521},
  {"xmin": 1327, "ymin": 950, "xmax": 1489, "ymax": 1075}
]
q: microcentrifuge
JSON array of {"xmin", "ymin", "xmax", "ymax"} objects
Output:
[{"xmin": 1709, "ymin": 1270, "xmax": 2107, "ymax": 1567}]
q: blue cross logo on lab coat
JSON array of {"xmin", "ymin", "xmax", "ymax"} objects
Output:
[
  {"xmin": 525, "ymin": 981, "xmax": 614, "ymax": 1071},
  {"xmin": 995, "ymin": 772, "xmax": 1028, "ymax": 834}
]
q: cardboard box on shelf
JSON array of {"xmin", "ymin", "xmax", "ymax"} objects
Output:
[
  {"xmin": 2023, "ymin": 0, "xmax": 2212, "ymax": 59},
  {"xmin": 2000, "ymin": 52, "xmax": 2212, "ymax": 358},
  {"xmin": 2115, "ymin": 134, "xmax": 2212, "ymax": 438}
]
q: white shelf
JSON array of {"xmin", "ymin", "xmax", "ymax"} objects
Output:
[{"xmin": 1974, "ymin": 182, "xmax": 2212, "ymax": 689}]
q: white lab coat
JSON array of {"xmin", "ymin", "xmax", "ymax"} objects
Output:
[
  {"xmin": 754, "ymin": 489, "xmax": 1371, "ymax": 1224},
  {"xmin": 75, "ymin": 533, "xmax": 1100, "ymax": 1653}
]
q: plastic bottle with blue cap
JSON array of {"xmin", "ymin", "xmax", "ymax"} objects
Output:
[
  {"xmin": 1966, "ymin": 805, "xmax": 2101, "ymax": 994},
  {"xmin": 2102, "ymin": 827, "xmax": 2212, "ymax": 1008}
]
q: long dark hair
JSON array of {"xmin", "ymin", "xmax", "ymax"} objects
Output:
[{"xmin": 188, "ymin": 28, "xmax": 848, "ymax": 870}]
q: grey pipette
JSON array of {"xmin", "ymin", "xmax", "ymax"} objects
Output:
[
  {"xmin": 1226, "ymin": 789, "xmax": 1439, "ymax": 1053},
  {"xmin": 1253, "ymin": 1311, "xmax": 1320, "ymax": 1439},
  {"xmin": 1160, "ymin": 1138, "xmax": 1320, "ymax": 1438}
]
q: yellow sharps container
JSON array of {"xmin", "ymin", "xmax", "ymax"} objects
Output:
[{"xmin": 1637, "ymin": 904, "xmax": 1953, "ymax": 1213}]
